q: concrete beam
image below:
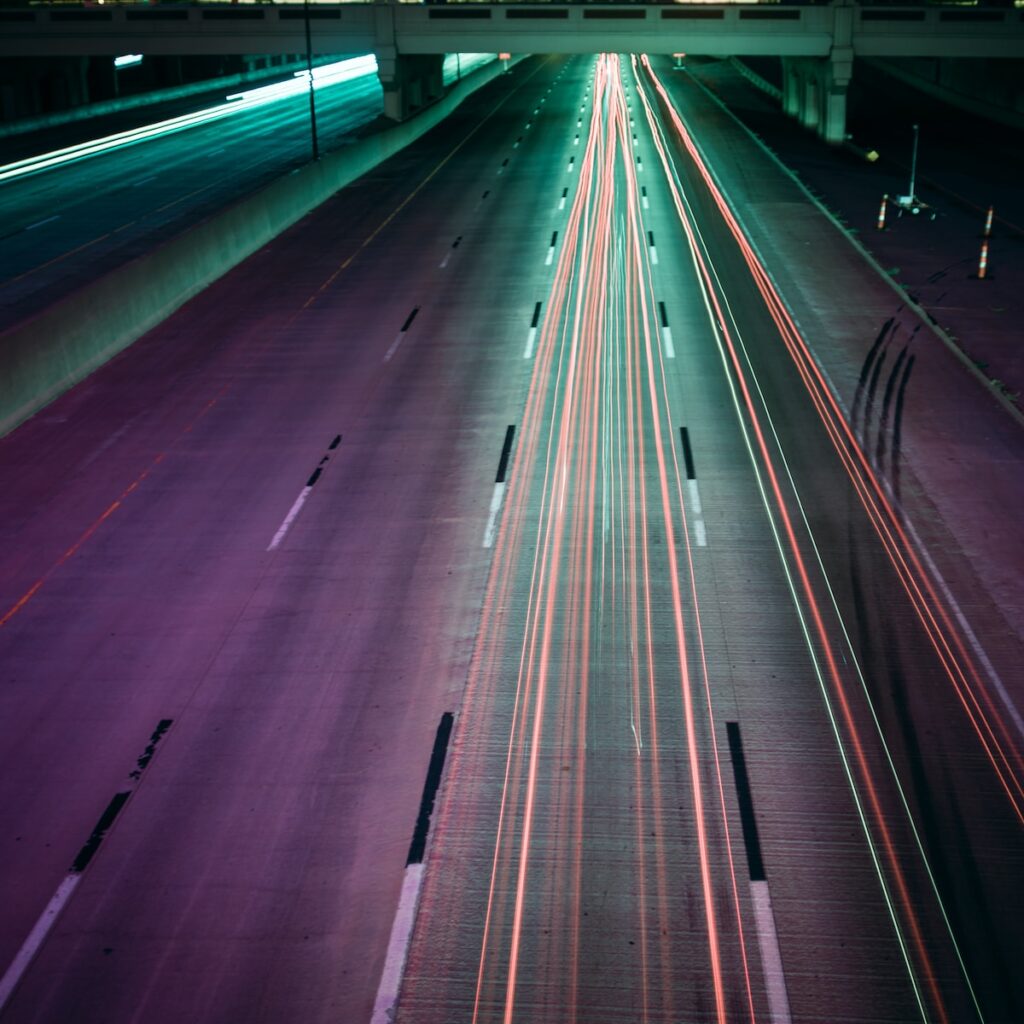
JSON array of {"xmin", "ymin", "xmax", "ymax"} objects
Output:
[{"xmin": 2, "ymin": 4, "xmax": 1020, "ymax": 60}]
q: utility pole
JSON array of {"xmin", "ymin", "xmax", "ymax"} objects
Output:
[{"xmin": 303, "ymin": 0, "xmax": 319, "ymax": 162}]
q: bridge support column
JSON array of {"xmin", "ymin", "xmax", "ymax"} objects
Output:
[
  {"xmin": 781, "ymin": 58, "xmax": 801, "ymax": 119},
  {"xmin": 822, "ymin": 46, "xmax": 853, "ymax": 145},
  {"xmin": 800, "ymin": 63, "xmax": 821, "ymax": 132},
  {"xmin": 377, "ymin": 53, "xmax": 443, "ymax": 122},
  {"xmin": 783, "ymin": 53, "xmax": 852, "ymax": 146}
]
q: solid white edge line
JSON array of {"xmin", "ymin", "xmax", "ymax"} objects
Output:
[
  {"xmin": 687, "ymin": 479, "xmax": 703, "ymax": 516},
  {"xmin": 695, "ymin": 519, "xmax": 707, "ymax": 547},
  {"xmin": 0, "ymin": 874, "xmax": 81, "ymax": 1011},
  {"xmin": 267, "ymin": 485, "xmax": 312, "ymax": 551},
  {"xmin": 661, "ymin": 325, "xmax": 675, "ymax": 359},
  {"xmin": 369, "ymin": 862, "xmax": 425, "ymax": 1024},
  {"xmin": 483, "ymin": 482, "xmax": 506, "ymax": 549},
  {"xmin": 750, "ymin": 880, "xmax": 793, "ymax": 1024},
  {"xmin": 524, "ymin": 327, "xmax": 538, "ymax": 359}
]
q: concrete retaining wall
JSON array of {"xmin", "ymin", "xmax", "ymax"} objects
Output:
[{"xmin": 0, "ymin": 56, "xmax": 521, "ymax": 438}]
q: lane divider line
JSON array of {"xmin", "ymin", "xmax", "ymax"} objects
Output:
[
  {"xmin": 482, "ymin": 484, "xmax": 506, "ymax": 550},
  {"xmin": 641, "ymin": 184, "xmax": 649, "ymax": 210},
  {"xmin": 370, "ymin": 713, "xmax": 454, "ymax": 1024},
  {"xmin": 558, "ymin": 187, "xmax": 569, "ymax": 211},
  {"xmin": 545, "ymin": 231, "xmax": 558, "ymax": 266},
  {"xmin": 267, "ymin": 434, "xmax": 341, "ymax": 551},
  {"xmin": 648, "ymin": 229, "xmax": 659, "ymax": 265},
  {"xmin": 440, "ymin": 236, "xmax": 462, "ymax": 269},
  {"xmin": 484, "ymin": 426, "xmax": 516, "ymax": 548},
  {"xmin": 680, "ymin": 426, "xmax": 697, "ymax": 480},
  {"xmin": 658, "ymin": 301, "xmax": 675, "ymax": 359},
  {"xmin": 726, "ymin": 722, "xmax": 793, "ymax": 1024},
  {"xmin": 0, "ymin": 720, "xmax": 174, "ymax": 1012},
  {"xmin": 385, "ymin": 306, "xmax": 420, "ymax": 362},
  {"xmin": 680, "ymin": 427, "xmax": 706, "ymax": 544},
  {"xmin": 525, "ymin": 303, "xmax": 542, "ymax": 359}
]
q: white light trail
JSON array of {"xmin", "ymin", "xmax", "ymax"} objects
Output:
[{"xmin": 0, "ymin": 55, "xmax": 378, "ymax": 185}]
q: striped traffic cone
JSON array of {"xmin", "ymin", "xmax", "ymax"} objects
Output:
[{"xmin": 974, "ymin": 238, "xmax": 991, "ymax": 280}]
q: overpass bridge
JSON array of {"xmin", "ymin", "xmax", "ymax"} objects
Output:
[{"xmin": 3, "ymin": 1, "xmax": 1022, "ymax": 138}]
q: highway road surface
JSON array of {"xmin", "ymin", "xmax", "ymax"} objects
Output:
[
  {"xmin": 0, "ymin": 52, "xmax": 1021, "ymax": 1024},
  {"xmin": 0, "ymin": 53, "xmax": 490, "ymax": 333}
]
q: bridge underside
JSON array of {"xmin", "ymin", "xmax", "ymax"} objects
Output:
[{"xmin": 2, "ymin": 2, "xmax": 1020, "ymax": 136}]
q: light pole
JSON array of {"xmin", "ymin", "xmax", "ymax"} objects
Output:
[
  {"xmin": 303, "ymin": 0, "xmax": 320, "ymax": 162},
  {"xmin": 907, "ymin": 122, "xmax": 919, "ymax": 205}
]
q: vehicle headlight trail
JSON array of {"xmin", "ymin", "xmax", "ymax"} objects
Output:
[{"xmin": 0, "ymin": 55, "xmax": 378, "ymax": 184}]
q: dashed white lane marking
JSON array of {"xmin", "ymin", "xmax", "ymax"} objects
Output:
[
  {"xmin": 267, "ymin": 485, "xmax": 313, "ymax": 551},
  {"xmin": 25, "ymin": 215, "xmax": 59, "ymax": 231},
  {"xmin": 545, "ymin": 246, "xmax": 555, "ymax": 266},
  {"xmin": 524, "ymin": 327, "xmax": 538, "ymax": 359},
  {"xmin": 130, "ymin": 175, "xmax": 156, "ymax": 188},
  {"xmin": 649, "ymin": 245, "xmax": 659, "ymax": 266},
  {"xmin": 661, "ymin": 325, "xmax": 675, "ymax": 359},
  {"xmin": 558, "ymin": 195, "xmax": 567, "ymax": 211},
  {"xmin": 687, "ymin": 478, "xmax": 707, "ymax": 544},
  {"xmin": 688, "ymin": 479, "xmax": 703, "ymax": 515},
  {"xmin": 369, "ymin": 863, "xmax": 425, "ymax": 1024},
  {"xmin": 439, "ymin": 251, "xmax": 451, "ymax": 269},
  {"xmin": 0, "ymin": 875, "xmax": 80, "ymax": 1011},
  {"xmin": 642, "ymin": 194, "xmax": 649, "ymax": 210},
  {"xmin": 750, "ymin": 880, "xmax": 793, "ymax": 1024},
  {"xmin": 483, "ymin": 482, "xmax": 507, "ymax": 548},
  {"xmin": 384, "ymin": 333, "xmax": 404, "ymax": 362}
]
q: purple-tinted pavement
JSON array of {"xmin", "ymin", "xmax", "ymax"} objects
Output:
[{"xmin": 685, "ymin": 55, "xmax": 1024, "ymax": 412}]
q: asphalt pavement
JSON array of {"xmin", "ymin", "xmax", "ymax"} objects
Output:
[{"xmin": 0, "ymin": 48, "xmax": 1021, "ymax": 1024}]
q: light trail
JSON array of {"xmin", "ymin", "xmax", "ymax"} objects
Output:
[
  {"xmin": 0, "ymin": 55, "xmax": 377, "ymax": 184},
  {"xmin": 631, "ymin": 59, "xmax": 943, "ymax": 1022},
  {"xmin": 639, "ymin": 58, "xmax": 1023, "ymax": 824},
  {"xmin": 459, "ymin": 54, "xmax": 756, "ymax": 1024},
  {"xmin": 632, "ymin": 53, "xmax": 990, "ymax": 1023}
]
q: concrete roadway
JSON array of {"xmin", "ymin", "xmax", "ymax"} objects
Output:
[{"xmin": 0, "ymin": 50, "xmax": 1021, "ymax": 1024}]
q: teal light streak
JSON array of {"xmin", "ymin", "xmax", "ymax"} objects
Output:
[{"xmin": 0, "ymin": 54, "xmax": 377, "ymax": 185}]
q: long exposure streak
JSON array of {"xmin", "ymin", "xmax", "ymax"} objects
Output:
[{"xmin": 631, "ymin": 54, "xmax": 985, "ymax": 1022}]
